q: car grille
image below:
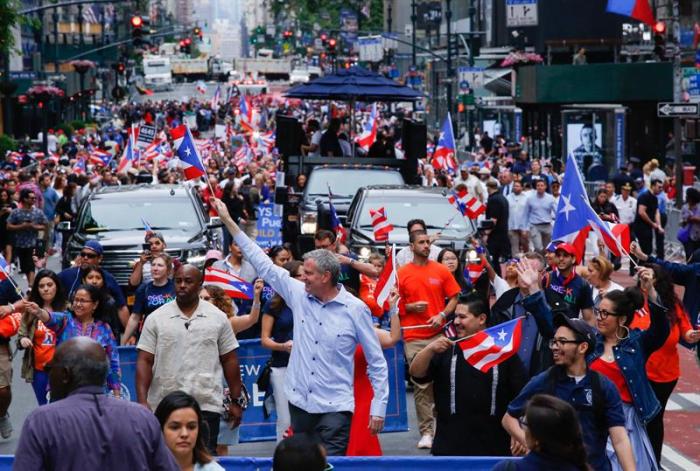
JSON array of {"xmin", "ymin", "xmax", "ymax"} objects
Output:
[{"xmin": 100, "ymin": 248, "xmax": 185, "ymax": 286}]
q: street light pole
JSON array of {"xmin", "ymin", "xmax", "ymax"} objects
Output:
[
  {"xmin": 672, "ymin": 0, "xmax": 683, "ymax": 207},
  {"xmin": 411, "ymin": 0, "xmax": 417, "ymax": 68},
  {"xmin": 445, "ymin": 0, "xmax": 453, "ymax": 121}
]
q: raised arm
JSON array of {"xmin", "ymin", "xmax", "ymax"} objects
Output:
[
  {"xmin": 638, "ymin": 268, "xmax": 670, "ymax": 359},
  {"xmin": 374, "ymin": 290, "xmax": 402, "ymax": 348},
  {"xmin": 230, "ymin": 279, "xmax": 263, "ymax": 334},
  {"xmin": 211, "ymin": 198, "xmax": 303, "ymax": 304}
]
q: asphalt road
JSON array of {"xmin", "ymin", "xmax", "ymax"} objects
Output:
[{"xmin": 130, "ymin": 80, "xmax": 288, "ymax": 103}]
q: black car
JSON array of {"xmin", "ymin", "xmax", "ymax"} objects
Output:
[
  {"xmin": 345, "ymin": 185, "xmax": 477, "ymax": 257},
  {"xmin": 58, "ymin": 184, "xmax": 223, "ymax": 288}
]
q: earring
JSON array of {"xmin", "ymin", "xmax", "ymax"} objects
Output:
[{"xmin": 615, "ymin": 325, "xmax": 630, "ymax": 341}]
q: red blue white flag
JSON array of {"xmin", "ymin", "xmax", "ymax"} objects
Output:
[
  {"xmin": 89, "ymin": 149, "xmax": 113, "ymax": 167},
  {"xmin": 239, "ymin": 96, "xmax": 254, "ymax": 132},
  {"xmin": 458, "ymin": 317, "xmax": 522, "ymax": 372},
  {"xmin": 432, "ymin": 113, "xmax": 458, "ymax": 174},
  {"xmin": 170, "ymin": 124, "xmax": 206, "ymax": 180},
  {"xmin": 327, "ymin": 185, "xmax": 347, "ymax": 244},
  {"xmin": 448, "ymin": 188, "xmax": 485, "ymax": 220},
  {"xmin": 211, "ymin": 84, "xmax": 221, "ymax": 111},
  {"xmin": 552, "ymin": 156, "xmax": 622, "ymax": 260},
  {"xmin": 73, "ymin": 158, "xmax": 86, "ymax": 175},
  {"xmin": 117, "ymin": 125, "xmax": 139, "ymax": 173},
  {"xmin": 204, "ymin": 268, "xmax": 253, "ymax": 300},
  {"xmin": 0, "ymin": 255, "xmax": 8, "ymax": 281},
  {"xmin": 357, "ymin": 103, "xmax": 378, "ymax": 151},
  {"xmin": 374, "ymin": 245, "xmax": 397, "ymax": 311},
  {"xmin": 369, "ymin": 207, "xmax": 394, "ymax": 242},
  {"xmin": 606, "ymin": 0, "xmax": 655, "ymax": 26}
]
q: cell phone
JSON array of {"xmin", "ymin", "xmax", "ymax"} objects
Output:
[{"xmin": 142, "ymin": 243, "xmax": 151, "ymax": 251}]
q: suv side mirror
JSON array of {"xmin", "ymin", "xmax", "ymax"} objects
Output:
[
  {"xmin": 56, "ymin": 221, "xmax": 72, "ymax": 232},
  {"xmin": 207, "ymin": 217, "xmax": 223, "ymax": 229}
]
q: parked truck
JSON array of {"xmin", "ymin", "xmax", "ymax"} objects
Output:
[
  {"xmin": 232, "ymin": 57, "xmax": 292, "ymax": 80},
  {"xmin": 142, "ymin": 56, "xmax": 173, "ymax": 91},
  {"xmin": 171, "ymin": 57, "xmax": 209, "ymax": 82}
]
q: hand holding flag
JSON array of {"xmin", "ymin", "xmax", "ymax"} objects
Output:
[
  {"xmin": 457, "ymin": 317, "xmax": 523, "ymax": 372},
  {"xmin": 170, "ymin": 124, "xmax": 206, "ymax": 180}
]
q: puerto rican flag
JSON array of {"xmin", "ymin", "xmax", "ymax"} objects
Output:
[
  {"xmin": 464, "ymin": 258, "xmax": 487, "ymax": 284},
  {"xmin": 117, "ymin": 125, "xmax": 139, "ymax": 173},
  {"xmin": 73, "ymin": 158, "xmax": 86, "ymax": 175},
  {"xmin": 458, "ymin": 317, "xmax": 523, "ymax": 372},
  {"xmin": 327, "ymin": 185, "xmax": 347, "ymax": 244},
  {"xmin": 448, "ymin": 188, "xmax": 485, "ymax": 220},
  {"xmin": 606, "ymin": 0, "xmax": 655, "ymax": 26},
  {"xmin": 608, "ymin": 223, "xmax": 631, "ymax": 254},
  {"xmin": 432, "ymin": 113, "xmax": 458, "ymax": 174},
  {"xmin": 369, "ymin": 207, "xmax": 394, "ymax": 242},
  {"xmin": 357, "ymin": 103, "xmax": 378, "ymax": 151},
  {"xmin": 170, "ymin": 124, "xmax": 206, "ymax": 180},
  {"xmin": 0, "ymin": 254, "xmax": 8, "ymax": 281},
  {"xmin": 195, "ymin": 80, "xmax": 207, "ymax": 94},
  {"xmin": 203, "ymin": 268, "xmax": 253, "ymax": 300},
  {"xmin": 373, "ymin": 245, "xmax": 397, "ymax": 311},
  {"xmin": 552, "ymin": 157, "xmax": 623, "ymax": 262},
  {"xmin": 143, "ymin": 140, "xmax": 171, "ymax": 162},
  {"xmin": 6, "ymin": 151, "xmax": 22, "ymax": 166},
  {"xmin": 239, "ymin": 96, "xmax": 255, "ymax": 132},
  {"xmin": 89, "ymin": 149, "xmax": 113, "ymax": 167}
]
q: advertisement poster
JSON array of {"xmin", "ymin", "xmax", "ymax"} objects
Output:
[{"xmin": 566, "ymin": 122, "xmax": 604, "ymax": 179}]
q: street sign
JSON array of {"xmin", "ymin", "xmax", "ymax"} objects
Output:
[
  {"xmin": 506, "ymin": 0, "xmax": 538, "ymax": 27},
  {"xmin": 458, "ymin": 66, "xmax": 484, "ymax": 90},
  {"xmin": 657, "ymin": 102, "xmax": 700, "ymax": 118},
  {"xmin": 136, "ymin": 124, "xmax": 157, "ymax": 149}
]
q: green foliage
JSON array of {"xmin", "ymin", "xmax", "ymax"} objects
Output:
[
  {"xmin": 0, "ymin": 133, "xmax": 17, "ymax": 157},
  {"xmin": 55, "ymin": 122, "xmax": 74, "ymax": 136},
  {"xmin": 270, "ymin": 0, "xmax": 384, "ymax": 34},
  {"xmin": 69, "ymin": 120, "xmax": 86, "ymax": 131},
  {"xmin": 0, "ymin": 0, "xmax": 19, "ymax": 59}
]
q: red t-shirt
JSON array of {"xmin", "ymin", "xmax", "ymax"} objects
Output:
[
  {"xmin": 359, "ymin": 274, "xmax": 383, "ymax": 318},
  {"xmin": 591, "ymin": 357, "xmax": 632, "ymax": 403},
  {"xmin": 646, "ymin": 304, "xmax": 693, "ymax": 383},
  {"xmin": 32, "ymin": 321, "xmax": 57, "ymax": 372},
  {"xmin": 398, "ymin": 260, "xmax": 461, "ymax": 341}
]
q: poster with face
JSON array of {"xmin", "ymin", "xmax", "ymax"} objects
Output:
[{"xmin": 566, "ymin": 123, "xmax": 604, "ymax": 179}]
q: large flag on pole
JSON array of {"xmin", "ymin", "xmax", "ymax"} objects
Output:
[
  {"xmin": 170, "ymin": 124, "xmax": 206, "ymax": 180},
  {"xmin": 552, "ymin": 157, "xmax": 623, "ymax": 261},
  {"xmin": 606, "ymin": 0, "xmax": 655, "ymax": 26},
  {"xmin": 432, "ymin": 113, "xmax": 458, "ymax": 174}
]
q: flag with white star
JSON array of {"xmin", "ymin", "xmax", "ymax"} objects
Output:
[
  {"xmin": 457, "ymin": 317, "xmax": 522, "ymax": 372},
  {"xmin": 552, "ymin": 157, "xmax": 622, "ymax": 259},
  {"xmin": 170, "ymin": 124, "xmax": 206, "ymax": 180}
]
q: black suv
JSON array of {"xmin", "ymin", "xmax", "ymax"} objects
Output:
[{"xmin": 59, "ymin": 184, "xmax": 223, "ymax": 288}]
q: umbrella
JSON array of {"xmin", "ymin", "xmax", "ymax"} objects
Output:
[
  {"xmin": 285, "ymin": 66, "xmax": 423, "ymax": 102},
  {"xmin": 285, "ymin": 66, "xmax": 423, "ymax": 154}
]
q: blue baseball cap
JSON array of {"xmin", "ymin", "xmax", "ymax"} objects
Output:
[{"xmin": 82, "ymin": 240, "xmax": 103, "ymax": 256}]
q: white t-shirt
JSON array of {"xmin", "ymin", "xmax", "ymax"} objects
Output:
[
  {"xmin": 592, "ymin": 281, "xmax": 623, "ymax": 307},
  {"xmin": 491, "ymin": 275, "xmax": 514, "ymax": 301},
  {"xmin": 395, "ymin": 244, "xmax": 443, "ymax": 268},
  {"xmin": 309, "ymin": 130, "xmax": 322, "ymax": 157}
]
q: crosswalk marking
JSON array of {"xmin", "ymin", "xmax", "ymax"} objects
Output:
[
  {"xmin": 679, "ymin": 393, "xmax": 700, "ymax": 408},
  {"xmin": 666, "ymin": 399, "xmax": 682, "ymax": 411},
  {"xmin": 662, "ymin": 445, "xmax": 700, "ymax": 471}
]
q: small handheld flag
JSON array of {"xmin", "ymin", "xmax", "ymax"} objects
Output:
[
  {"xmin": 204, "ymin": 268, "xmax": 254, "ymax": 300},
  {"xmin": 432, "ymin": 113, "xmax": 458, "ymax": 174},
  {"xmin": 327, "ymin": 185, "xmax": 347, "ymax": 244},
  {"xmin": 457, "ymin": 317, "xmax": 522, "ymax": 372},
  {"xmin": 357, "ymin": 103, "xmax": 378, "ymax": 151},
  {"xmin": 369, "ymin": 207, "xmax": 394, "ymax": 242},
  {"xmin": 374, "ymin": 245, "xmax": 397, "ymax": 311},
  {"xmin": 170, "ymin": 124, "xmax": 206, "ymax": 180}
]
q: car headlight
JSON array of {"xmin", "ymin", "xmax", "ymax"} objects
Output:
[
  {"xmin": 187, "ymin": 249, "xmax": 208, "ymax": 266},
  {"xmin": 300, "ymin": 213, "xmax": 317, "ymax": 235}
]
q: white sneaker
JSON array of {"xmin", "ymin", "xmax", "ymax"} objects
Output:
[
  {"xmin": 0, "ymin": 414, "xmax": 12, "ymax": 439},
  {"xmin": 417, "ymin": 434, "xmax": 433, "ymax": 449}
]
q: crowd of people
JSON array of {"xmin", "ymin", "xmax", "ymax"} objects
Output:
[{"xmin": 0, "ymin": 94, "xmax": 699, "ymax": 471}]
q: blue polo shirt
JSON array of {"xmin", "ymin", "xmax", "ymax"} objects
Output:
[{"xmin": 507, "ymin": 368, "xmax": 625, "ymax": 471}]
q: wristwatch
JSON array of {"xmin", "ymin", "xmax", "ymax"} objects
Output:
[{"xmin": 233, "ymin": 383, "xmax": 250, "ymax": 410}]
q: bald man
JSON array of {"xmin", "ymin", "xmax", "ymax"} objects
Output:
[
  {"xmin": 136, "ymin": 264, "xmax": 242, "ymax": 454},
  {"xmin": 15, "ymin": 338, "xmax": 178, "ymax": 470}
]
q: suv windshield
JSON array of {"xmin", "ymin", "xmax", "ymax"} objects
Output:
[
  {"xmin": 357, "ymin": 195, "xmax": 470, "ymax": 236},
  {"xmin": 306, "ymin": 169, "xmax": 404, "ymax": 198},
  {"xmin": 79, "ymin": 197, "xmax": 201, "ymax": 232}
]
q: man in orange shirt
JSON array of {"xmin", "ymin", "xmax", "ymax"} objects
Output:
[{"xmin": 398, "ymin": 231, "xmax": 460, "ymax": 449}]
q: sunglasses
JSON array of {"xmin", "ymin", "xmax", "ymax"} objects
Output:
[{"xmin": 80, "ymin": 252, "xmax": 98, "ymax": 258}]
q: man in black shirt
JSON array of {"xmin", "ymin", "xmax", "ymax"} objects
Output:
[
  {"xmin": 319, "ymin": 118, "xmax": 343, "ymax": 157},
  {"xmin": 409, "ymin": 296, "xmax": 526, "ymax": 456},
  {"xmin": 633, "ymin": 179, "xmax": 663, "ymax": 265},
  {"xmin": 485, "ymin": 180, "xmax": 510, "ymax": 275}
]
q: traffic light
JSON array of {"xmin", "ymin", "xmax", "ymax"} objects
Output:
[
  {"xmin": 113, "ymin": 62, "xmax": 126, "ymax": 75},
  {"xmin": 320, "ymin": 33, "xmax": 328, "ymax": 44},
  {"xmin": 328, "ymin": 38, "xmax": 337, "ymax": 54},
  {"xmin": 179, "ymin": 38, "xmax": 192, "ymax": 54},
  {"xmin": 193, "ymin": 26, "xmax": 202, "ymax": 39},
  {"xmin": 131, "ymin": 16, "xmax": 143, "ymax": 46},
  {"xmin": 653, "ymin": 21, "xmax": 666, "ymax": 60}
]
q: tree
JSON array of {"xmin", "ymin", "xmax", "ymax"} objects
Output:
[{"xmin": 0, "ymin": 0, "xmax": 19, "ymax": 61}]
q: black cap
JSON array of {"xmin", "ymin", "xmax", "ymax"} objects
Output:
[{"xmin": 553, "ymin": 313, "xmax": 597, "ymax": 352}]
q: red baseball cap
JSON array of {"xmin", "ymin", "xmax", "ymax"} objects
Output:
[{"xmin": 555, "ymin": 242, "xmax": 577, "ymax": 258}]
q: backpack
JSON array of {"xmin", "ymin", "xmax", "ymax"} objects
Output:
[{"xmin": 543, "ymin": 366, "xmax": 607, "ymax": 431}]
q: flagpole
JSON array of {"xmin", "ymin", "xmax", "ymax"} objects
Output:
[{"xmin": 0, "ymin": 267, "xmax": 25, "ymax": 300}]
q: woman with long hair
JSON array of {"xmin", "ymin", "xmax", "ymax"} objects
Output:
[
  {"xmin": 154, "ymin": 391, "xmax": 224, "ymax": 471},
  {"xmin": 437, "ymin": 248, "xmax": 470, "ymax": 293},
  {"xmin": 122, "ymin": 254, "xmax": 176, "ymax": 345},
  {"xmin": 17, "ymin": 270, "xmax": 66, "ymax": 405},
  {"xmin": 261, "ymin": 260, "xmax": 302, "ymax": 441},
  {"xmin": 81, "ymin": 265, "xmax": 123, "ymax": 340},
  {"xmin": 493, "ymin": 394, "xmax": 590, "ymax": 470},
  {"xmin": 590, "ymin": 276, "xmax": 669, "ymax": 471},
  {"xmin": 129, "ymin": 231, "xmax": 168, "ymax": 287},
  {"xmin": 641, "ymin": 264, "xmax": 700, "ymax": 465},
  {"xmin": 26, "ymin": 283, "xmax": 121, "ymax": 397}
]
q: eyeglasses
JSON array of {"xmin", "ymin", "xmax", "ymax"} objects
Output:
[
  {"xmin": 548, "ymin": 338, "xmax": 582, "ymax": 348},
  {"xmin": 518, "ymin": 416, "xmax": 528, "ymax": 429},
  {"xmin": 80, "ymin": 252, "xmax": 98, "ymax": 258},
  {"xmin": 594, "ymin": 307, "xmax": 617, "ymax": 320}
]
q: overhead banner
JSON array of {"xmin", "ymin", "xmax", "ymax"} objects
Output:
[{"xmin": 117, "ymin": 341, "xmax": 408, "ymax": 443}]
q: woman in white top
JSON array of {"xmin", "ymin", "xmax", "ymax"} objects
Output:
[
  {"xmin": 155, "ymin": 391, "xmax": 225, "ymax": 471},
  {"xmin": 583, "ymin": 255, "xmax": 623, "ymax": 307}
]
